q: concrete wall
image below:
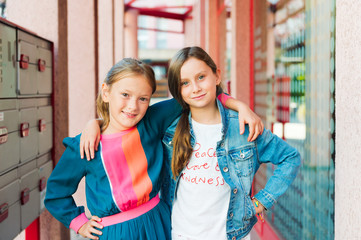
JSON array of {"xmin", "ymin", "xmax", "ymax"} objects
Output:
[{"xmin": 335, "ymin": 1, "xmax": 361, "ymax": 239}]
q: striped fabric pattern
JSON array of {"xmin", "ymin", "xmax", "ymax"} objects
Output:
[{"xmin": 100, "ymin": 128, "xmax": 153, "ymax": 212}]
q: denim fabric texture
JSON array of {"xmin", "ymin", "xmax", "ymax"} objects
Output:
[{"xmin": 160, "ymin": 99, "xmax": 301, "ymax": 240}]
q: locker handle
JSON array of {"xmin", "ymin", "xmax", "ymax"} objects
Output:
[
  {"xmin": 0, "ymin": 127, "xmax": 8, "ymax": 144},
  {"xmin": 20, "ymin": 122, "xmax": 30, "ymax": 137},
  {"xmin": 20, "ymin": 54, "xmax": 29, "ymax": 69},
  {"xmin": 38, "ymin": 59, "xmax": 46, "ymax": 72},
  {"xmin": 21, "ymin": 188, "xmax": 30, "ymax": 205},
  {"xmin": 0, "ymin": 203, "xmax": 9, "ymax": 223},
  {"xmin": 39, "ymin": 119, "xmax": 46, "ymax": 132},
  {"xmin": 39, "ymin": 177, "xmax": 47, "ymax": 191}
]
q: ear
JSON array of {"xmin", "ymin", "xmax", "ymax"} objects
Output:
[
  {"xmin": 215, "ymin": 69, "xmax": 222, "ymax": 85},
  {"xmin": 102, "ymin": 83, "xmax": 110, "ymax": 103}
]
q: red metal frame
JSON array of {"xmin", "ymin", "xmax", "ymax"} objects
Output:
[
  {"xmin": 138, "ymin": 26, "xmax": 184, "ymax": 34},
  {"xmin": 125, "ymin": 0, "xmax": 193, "ymax": 21},
  {"xmin": 25, "ymin": 218, "xmax": 40, "ymax": 240}
]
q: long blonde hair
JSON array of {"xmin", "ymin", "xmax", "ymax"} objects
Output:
[
  {"xmin": 167, "ymin": 47, "xmax": 223, "ymax": 178},
  {"xmin": 96, "ymin": 58, "xmax": 156, "ymax": 132}
]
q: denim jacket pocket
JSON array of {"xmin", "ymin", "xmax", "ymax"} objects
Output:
[{"xmin": 229, "ymin": 146, "xmax": 254, "ymax": 177}]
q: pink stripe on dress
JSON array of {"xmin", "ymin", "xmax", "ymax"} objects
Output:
[{"xmin": 100, "ymin": 129, "xmax": 138, "ymax": 211}]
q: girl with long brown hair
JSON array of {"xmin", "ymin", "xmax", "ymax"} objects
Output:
[{"xmin": 163, "ymin": 46, "xmax": 300, "ymax": 240}]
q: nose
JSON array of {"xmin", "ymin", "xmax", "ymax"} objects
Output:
[
  {"xmin": 192, "ymin": 81, "xmax": 201, "ymax": 93},
  {"xmin": 127, "ymin": 98, "xmax": 138, "ymax": 111}
]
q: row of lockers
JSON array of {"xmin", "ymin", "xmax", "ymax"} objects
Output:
[
  {"xmin": 0, "ymin": 153, "xmax": 53, "ymax": 240},
  {"xmin": 0, "ymin": 97, "xmax": 53, "ymax": 175},
  {"xmin": 0, "ymin": 21, "xmax": 53, "ymax": 98},
  {"xmin": 1, "ymin": 17, "xmax": 55, "ymax": 239}
]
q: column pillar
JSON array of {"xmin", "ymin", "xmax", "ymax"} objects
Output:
[
  {"xmin": 231, "ymin": 0, "xmax": 251, "ymax": 105},
  {"xmin": 204, "ymin": 0, "xmax": 218, "ymax": 64},
  {"xmin": 114, "ymin": 0, "xmax": 125, "ymax": 62},
  {"xmin": 335, "ymin": 1, "xmax": 361, "ymax": 239},
  {"xmin": 124, "ymin": 9, "xmax": 138, "ymax": 58}
]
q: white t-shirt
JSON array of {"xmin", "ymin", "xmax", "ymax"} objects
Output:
[{"xmin": 172, "ymin": 119, "xmax": 231, "ymax": 240}]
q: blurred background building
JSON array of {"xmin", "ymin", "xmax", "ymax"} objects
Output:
[{"xmin": 0, "ymin": 0, "xmax": 360, "ymax": 239}]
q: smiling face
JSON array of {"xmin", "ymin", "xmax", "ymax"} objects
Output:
[
  {"xmin": 180, "ymin": 57, "xmax": 221, "ymax": 112},
  {"xmin": 102, "ymin": 74, "xmax": 153, "ymax": 134}
]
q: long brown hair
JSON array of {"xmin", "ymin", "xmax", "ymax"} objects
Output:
[
  {"xmin": 96, "ymin": 58, "xmax": 156, "ymax": 132},
  {"xmin": 167, "ymin": 46, "xmax": 223, "ymax": 178}
]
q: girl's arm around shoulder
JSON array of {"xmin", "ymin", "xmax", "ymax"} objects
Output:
[
  {"xmin": 253, "ymin": 129, "xmax": 301, "ymax": 209},
  {"xmin": 44, "ymin": 135, "xmax": 89, "ymax": 233},
  {"xmin": 218, "ymin": 93, "xmax": 264, "ymax": 142},
  {"xmin": 143, "ymin": 98, "xmax": 182, "ymax": 134}
]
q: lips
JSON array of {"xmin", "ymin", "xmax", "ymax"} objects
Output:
[
  {"xmin": 122, "ymin": 111, "xmax": 137, "ymax": 118},
  {"xmin": 192, "ymin": 93, "xmax": 206, "ymax": 100}
]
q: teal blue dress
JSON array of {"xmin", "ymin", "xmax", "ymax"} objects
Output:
[{"xmin": 45, "ymin": 99, "xmax": 182, "ymax": 239}]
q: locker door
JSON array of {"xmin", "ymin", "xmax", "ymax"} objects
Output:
[
  {"xmin": 0, "ymin": 100, "xmax": 19, "ymax": 174},
  {"xmin": 19, "ymin": 162, "xmax": 39, "ymax": 230},
  {"xmin": 19, "ymin": 99, "xmax": 38, "ymax": 163},
  {"xmin": 37, "ymin": 46, "xmax": 52, "ymax": 95},
  {"xmin": 0, "ymin": 22, "xmax": 17, "ymax": 98},
  {"xmin": 37, "ymin": 104, "xmax": 52, "ymax": 155},
  {"xmin": 0, "ymin": 168, "xmax": 21, "ymax": 240},
  {"xmin": 17, "ymin": 31, "xmax": 38, "ymax": 96},
  {"xmin": 38, "ymin": 160, "xmax": 53, "ymax": 212}
]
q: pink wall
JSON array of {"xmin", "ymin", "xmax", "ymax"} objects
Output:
[{"xmin": 67, "ymin": 0, "xmax": 96, "ymax": 137}]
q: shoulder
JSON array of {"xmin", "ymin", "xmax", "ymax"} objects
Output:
[
  {"xmin": 226, "ymin": 108, "xmax": 239, "ymax": 119},
  {"xmin": 164, "ymin": 116, "xmax": 181, "ymax": 136},
  {"xmin": 62, "ymin": 134, "xmax": 82, "ymax": 152}
]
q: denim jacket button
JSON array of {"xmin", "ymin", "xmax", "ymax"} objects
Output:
[
  {"xmin": 229, "ymin": 212, "xmax": 234, "ymax": 218},
  {"xmin": 221, "ymin": 142, "xmax": 224, "ymax": 147},
  {"xmin": 169, "ymin": 141, "xmax": 172, "ymax": 145},
  {"xmin": 240, "ymin": 153, "xmax": 245, "ymax": 158},
  {"xmin": 233, "ymin": 188, "xmax": 238, "ymax": 194},
  {"xmin": 232, "ymin": 237, "xmax": 236, "ymax": 240},
  {"xmin": 223, "ymin": 167, "xmax": 229, "ymax": 172}
]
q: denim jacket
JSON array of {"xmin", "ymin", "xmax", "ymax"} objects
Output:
[{"xmin": 161, "ymin": 100, "xmax": 301, "ymax": 240}]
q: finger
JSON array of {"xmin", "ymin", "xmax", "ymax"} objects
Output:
[
  {"xmin": 87, "ymin": 232, "xmax": 99, "ymax": 240},
  {"xmin": 239, "ymin": 118, "xmax": 245, "ymax": 135},
  {"xmin": 250, "ymin": 126, "xmax": 260, "ymax": 142},
  {"xmin": 90, "ymin": 227, "xmax": 103, "ymax": 237},
  {"xmin": 91, "ymin": 216, "xmax": 103, "ymax": 228},
  {"xmin": 260, "ymin": 122, "xmax": 264, "ymax": 134},
  {"xmin": 91, "ymin": 215, "xmax": 101, "ymax": 222},
  {"xmin": 84, "ymin": 141, "xmax": 91, "ymax": 161},
  {"xmin": 248, "ymin": 123, "xmax": 255, "ymax": 142},
  {"xmin": 89, "ymin": 141, "xmax": 95, "ymax": 160},
  {"xmin": 95, "ymin": 136, "xmax": 100, "ymax": 151},
  {"xmin": 80, "ymin": 140, "xmax": 84, "ymax": 159}
]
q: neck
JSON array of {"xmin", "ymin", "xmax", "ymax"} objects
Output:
[{"xmin": 189, "ymin": 102, "xmax": 221, "ymax": 124}]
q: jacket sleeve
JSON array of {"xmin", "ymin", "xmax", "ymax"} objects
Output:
[
  {"xmin": 143, "ymin": 98, "xmax": 183, "ymax": 135},
  {"xmin": 253, "ymin": 129, "xmax": 301, "ymax": 210},
  {"xmin": 44, "ymin": 136, "xmax": 88, "ymax": 232}
]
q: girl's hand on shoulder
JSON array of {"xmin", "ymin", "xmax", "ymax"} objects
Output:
[
  {"xmin": 237, "ymin": 103, "xmax": 264, "ymax": 142},
  {"xmin": 78, "ymin": 216, "xmax": 103, "ymax": 239},
  {"xmin": 80, "ymin": 119, "xmax": 101, "ymax": 160}
]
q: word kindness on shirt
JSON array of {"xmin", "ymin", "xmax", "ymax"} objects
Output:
[{"xmin": 180, "ymin": 142, "xmax": 226, "ymax": 187}]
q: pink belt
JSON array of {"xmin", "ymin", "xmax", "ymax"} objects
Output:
[{"xmin": 100, "ymin": 195, "xmax": 160, "ymax": 227}]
